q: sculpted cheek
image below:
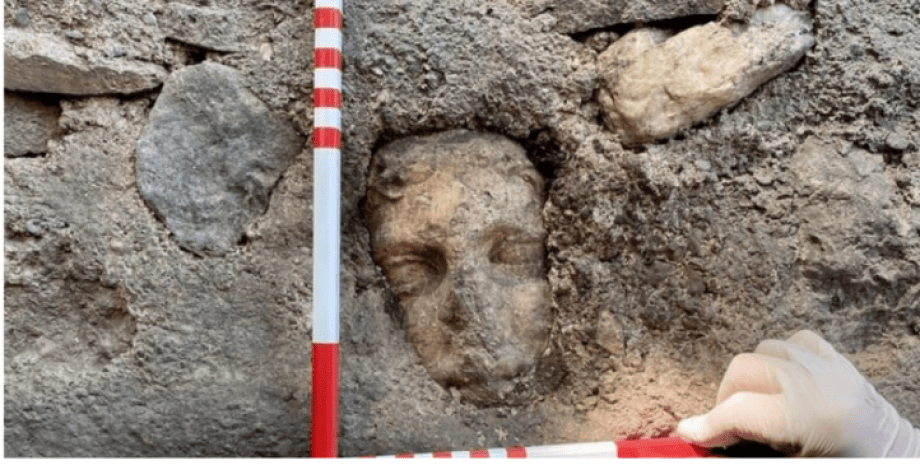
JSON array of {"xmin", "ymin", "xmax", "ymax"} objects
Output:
[
  {"xmin": 504, "ymin": 280, "xmax": 552, "ymax": 348},
  {"xmin": 401, "ymin": 292, "xmax": 455, "ymax": 368},
  {"xmin": 402, "ymin": 297, "xmax": 441, "ymax": 339}
]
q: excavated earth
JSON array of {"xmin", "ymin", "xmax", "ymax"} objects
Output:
[{"xmin": 4, "ymin": 0, "xmax": 920, "ymax": 457}]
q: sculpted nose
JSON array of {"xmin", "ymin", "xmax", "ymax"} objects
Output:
[
  {"xmin": 445, "ymin": 260, "xmax": 532, "ymax": 376},
  {"xmin": 442, "ymin": 260, "xmax": 485, "ymax": 330}
]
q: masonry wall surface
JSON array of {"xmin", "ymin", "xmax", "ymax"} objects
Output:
[{"xmin": 4, "ymin": 0, "xmax": 920, "ymax": 457}]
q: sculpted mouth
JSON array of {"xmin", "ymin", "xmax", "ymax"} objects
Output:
[{"xmin": 428, "ymin": 346, "xmax": 536, "ymax": 405}]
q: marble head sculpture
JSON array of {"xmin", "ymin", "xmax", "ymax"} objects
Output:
[{"xmin": 365, "ymin": 130, "xmax": 552, "ymax": 406}]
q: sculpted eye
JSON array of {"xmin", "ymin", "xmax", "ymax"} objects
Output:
[
  {"xmin": 490, "ymin": 240, "xmax": 544, "ymax": 266},
  {"xmin": 385, "ymin": 259, "xmax": 438, "ymax": 298},
  {"xmin": 378, "ymin": 243, "xmax": 446, "ymax": 298}
]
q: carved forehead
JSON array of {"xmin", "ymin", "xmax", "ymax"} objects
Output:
[
  {"xmin": 365, "ymin": 130, "xmax": 547, "ymax": 250},
  {"xmin": 369, "ymin": 163, "xmax": 546, "ymax": 247},
  {"xmin": 366, "ymin": 130, "xmax": 544, "ymax": 200}
]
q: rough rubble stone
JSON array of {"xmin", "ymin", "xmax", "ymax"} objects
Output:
[
  {"xmin": 508, "ymin": 0, "xmax": 725, "ymax": 34},
  {"xmin": 135, "ymin": 61, "xmax": 304, "ymax": 256},
  {"xmin": 158, "ymin": 4, "xmax": 252, "ymax": 52},
  {"xmin": 4, "ymin": 29, "xmax": 167, "ymax": 95},
  {"xmin": 597, "ymin": 4, "xmax": 815, "ymax": 145},
  {"xmin": 13, "ymin": 7, "xmax": 31, "ymax": 27},
  {"xmin": 4, "ymin": 92, "xmax": 62, "ymax": 157},
  {"xmin": 790, "ymin": 137, "xmax": 913, "ymax": 283},
  {"xmin": 595, "ymin": 310, "xmax": 627, "ymax": 356},
  {"xmin": 344, "ymin": 0, "xmax": 597, "ymax": 142}
]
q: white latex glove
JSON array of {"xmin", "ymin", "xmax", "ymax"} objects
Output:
[{"xmin": 676, "ymin": 329, "xmax": 920, "ymax": 457}]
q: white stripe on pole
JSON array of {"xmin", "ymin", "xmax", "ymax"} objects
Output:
[
  {"xmin": 313, "ymin": 148, "xmax": 341, "ymax": 344},
  {"xmin": 313, "ymin": 148, "xmax": 341, "ymax": 158},
  {"xmin": 314, "ymin": 69, "xmax": 342, "ymax": 90},
  {"xmin": 451, "ymin": 451, "xmax": 471, "ymax": 458},
  {"xmin": 525, "ymin": 441, "xmax": 618, "ymax": 458},
  {"xmin": 316, "ymin": 0, "xmax": 343, "ymax": 8},
  {"xmin": 314, "ymin": 108, "xmax": 342, "ymax": 129},
  {"xmin": 487, "ymin": 447, "xmax": 507, "ymax": 458},
  {"xmin": 315, "ymin": 28, "xmax": 343, "ymax": 50}
]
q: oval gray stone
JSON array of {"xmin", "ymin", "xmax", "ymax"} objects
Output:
[{"xmin": 135, "ymin": 62, "xmax": 304, "ymax": 256}]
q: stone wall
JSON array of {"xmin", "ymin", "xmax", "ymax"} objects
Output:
[{"xmin": 4, "ymin": 0, "xmax": 919, "ymax": 457}]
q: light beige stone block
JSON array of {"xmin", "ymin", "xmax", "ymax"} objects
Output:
[{"xmin": 598, "ymin": 5, "xmax": 815, "ymax": 144}]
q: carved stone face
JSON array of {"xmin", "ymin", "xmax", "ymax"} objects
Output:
[{"xmin": 366, "ymin": 131, "xmax": 551, "ymax": 406}]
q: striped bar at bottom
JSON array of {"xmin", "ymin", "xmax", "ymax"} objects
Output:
[
  {"xmin": 373, "ymin": 438, "xmax": 717, "ymax": 458},
  {"xmin": 616, "ymin": 437, "xmax": 713, "ymax": 458}
]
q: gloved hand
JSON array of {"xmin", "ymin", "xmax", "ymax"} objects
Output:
[{"xmin": 676, "ymin": 329, "xmax": 920, "ymax": 457}]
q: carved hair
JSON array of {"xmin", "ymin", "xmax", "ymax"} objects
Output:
[{"xmin": 365, "ymin": 130, "xmax": 545, "ymax": 227}]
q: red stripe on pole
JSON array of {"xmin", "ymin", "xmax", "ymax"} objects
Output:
[
  {"xmin": 615, "ymin": 437, "xmax": 714, "ymax": 458},
  {"xmin": 314, "ymin": 88, "xmax": 342, "ymax": 108},
  {"xmin": 432, "ymin": 451, "xmax": 451, "ymax": 458},
  {"xmin": 315, "ymin": 48, "xmax": 343, "ymax": 69},
  {"xmin": 315, "ymin": 7, "xmax": 343, "ymax": 29},
  {"xmin": 314, "ymin": 127, "xmax": 341, "ymax": 149},
  {"xmin": 469, "ymin": 450, "xmax": 489, "ymax": 458},
  {"xmin": 311, "ymin": 343, "xmax": 339, "ymax": 457},
  {"xmin": 506, "ymin": 446, "xmax": 527, "ymax": 458},
  {"xmin": 395, "ymin": 453, "xmax": 414, "ymax": 458}
]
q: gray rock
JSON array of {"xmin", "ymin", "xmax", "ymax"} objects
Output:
[
  {"xmin": 158, "ymin": 4, "xmax": 251, "ymax": 52},
  {"xmin": 14, "ymin": 7, "xmax": 31, "ymax": 27},
  {"xmin": 595, "ymin": 310, "xmax": 626, "ymax": 356},
  {"xmin": 597, "ymin": 5, "xmax": 815, "ymax": 144},
  {"xmin": 4, "ymin": 92, "xmax": 62, "ymax": 157},
  {"xmin": 791, "ymin": 137, "xmax": 896, "ymax": 210},
  {"xmin": 791, "ymin": 137, "xmax": 905, "ymax": 281},
  {"xmin": 64, "ymin": 30, "xmax": 85, "ymax": 41},
  {"xmin": 507, "ymin": 0, "xmax": 725, "ymax": 34},
  {"xmin": 4, "ymin": 29, "xmax": 167, "ymax": 95},
  {"xmin": 345, "ymin": 0, "xmax": 597, "ymax": 144},
  {"xmin": 135, "ymin": 61, "xmax": 304, "ymax": 256},
  {"xmin": 886, "ymin": 131, "xmax": 912, "ymax": 152}
]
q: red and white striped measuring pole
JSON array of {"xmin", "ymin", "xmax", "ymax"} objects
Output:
[
  {"xmin": 367, "ymin": 438, "xmax": 715, "ymax": 458},
  {"xmin": 307, "ymin": 1, "xmax": 719, "ymax": 459},
  {"xmin": 312, "ymin": 0, "xmax": 343, "ymax": 458}
]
